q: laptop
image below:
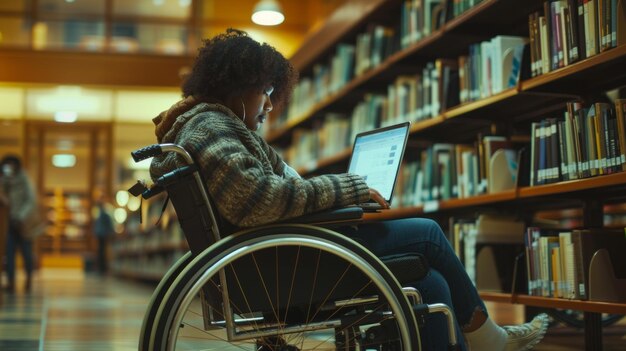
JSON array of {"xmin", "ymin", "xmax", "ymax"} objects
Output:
[{"xmin": 347, "ymin": 122, "xmax": 411, "ymax": 210}]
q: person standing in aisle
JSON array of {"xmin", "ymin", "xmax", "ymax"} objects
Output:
[
  {"xmin": 1, "ymin": 155, "xmax": 37, "ymax": 293},
  {"xmin": 92, "ymin": 193, "xmax": 114, "ymax": 275},
  {"xmin": 150, "ymin": 29, "xmax": 549, "ymax": 351}
]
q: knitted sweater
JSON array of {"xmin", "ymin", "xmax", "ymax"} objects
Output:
[{"xmin": 150, "ymin": 99, "xmax": 370, "ymax": 228}]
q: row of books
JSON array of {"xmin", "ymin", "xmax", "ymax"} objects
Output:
[
  {"xmin": 525, "ymin": 227, "xmax": 626, "ymax": 301},
  {"xmin": 282, "ymin": 91, "xmax": 388, "ymax": 169},
  {"xmin": 530, "ymin": 99, "xmax": 626, "ymax": 186},
  {"xmin": 284, "ymin": 96, "xmax": 626, "ymax": 200},
  {"xmin": 283, "ymin": 33, "xmax": 528, "ymax": 139},
  {"xmin": 281, "ymin": 113, "xmax": 352, "ymax": 170},
  {"xmin": 285, "ymin": 43, "xmax": 356, "ymax": 120},
  {"xmin": 355, "ymin": 24, "xmax": 397, "ymax": 77},
  {"xmin": 281, "ymin": 73, "xmax": 462, "ymax": 172},
  {"xmin": 385, "ymin": 59, "xmax": 460, "ymax": 126},
  {"xmin": 273, "ymin": 0, "xmax": 487, "ymax": 131},
  {"xmin": 393, "ymin": 136, "xmax": 520, "ymax": 207},
  {"xmin": 400, "ymin": 0, "xmax": 484, "ymax": 49},
  {"xmin": 459, "ymin": 36, "xmax": 527, "ymax": 103},
  {"xmin": 528, "ymin": 0, "xmax": 626, "ymax": 77}
]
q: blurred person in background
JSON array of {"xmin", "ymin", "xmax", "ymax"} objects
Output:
[
  {"xmin": 1, "ymin": 155, "xmax": 37, "ymax": 293},
  {"xmin": 92, "ymin": 192, "xmax": 114, "ymax": 275}
]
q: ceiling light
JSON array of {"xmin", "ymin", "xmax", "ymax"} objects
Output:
[{"xmin": 252, "ymin": 0, "xmax": 284, "ymax": 26}]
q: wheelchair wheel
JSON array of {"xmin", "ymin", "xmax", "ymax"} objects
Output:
[
  {"xmin": 149, "ymin": 224, "xmax": 421, "ymax": 350},
  {"xmin": 139, "ymin": 251, "xmax": 193, "ymax": 351}
]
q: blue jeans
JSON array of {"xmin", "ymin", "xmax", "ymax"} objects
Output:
[
  {"xmin": 6, "ymin": 221, "xmax": 34, "ymax": 284},
  {"xmin": 340, "ymin": 218, "xmax": 488, "ymax": 350},
  {"xmin": 412, "ymin": 269, "xmax": 466, "ymax": 351}
]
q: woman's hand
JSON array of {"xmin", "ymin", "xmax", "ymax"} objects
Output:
[{"xmin": 369, "ymin": 188, "xmax": 389, "ymax": 209}]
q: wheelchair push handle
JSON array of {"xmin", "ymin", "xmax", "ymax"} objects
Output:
[{"xmin": 131, "ymin": 144, "xmax": 162, "ymax": 162}]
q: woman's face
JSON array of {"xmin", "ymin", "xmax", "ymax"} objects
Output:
[{"xmin": 237, "ymin": 85, "xmax": 274, "ymax": 131}]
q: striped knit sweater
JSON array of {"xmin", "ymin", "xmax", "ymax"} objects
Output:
[{"xmin": 150, "ymin": 99, "xmax": 370, "ymax": 228}]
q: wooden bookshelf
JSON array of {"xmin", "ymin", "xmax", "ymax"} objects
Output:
[
  {"xmin": 481, "ymin": 292, "xmax": 626, "ymax": 315},
  {"xmin": 275, "ymin": 1, "xmax": 626, "ymax": 350},
  {"xmin": 361, "ymin": 172, "xmax": 626, "ymax": 220},
  {"xmin": 518, "ymin": 172, "xmax": 626, "ymax": 199},
  {"xmin": 521, "ymin": 44, "xmax": 626, "ymax": 93}
]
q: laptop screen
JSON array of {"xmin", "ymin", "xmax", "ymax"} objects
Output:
[{"xmin": 347, "ymin": 122, "xmax": 410, "ymax": 202}]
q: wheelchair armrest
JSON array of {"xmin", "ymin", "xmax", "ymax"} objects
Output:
[
  {"xmin": 278, "ymin": 206, "xmax": 364, "ymax": 227},
  {"xmin": 380, "ymin": 253, "xmax": 429, "ymax": 283}
]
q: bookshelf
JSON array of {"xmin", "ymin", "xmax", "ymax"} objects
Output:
[
  {"xmin": 38, "ymin": 189, "xmax": 90, "ymax": 255},
  {"xmin": 270, "ymin": 0, "xmax": 626, "ymax": 350},
  {"xmin": 111, "ymin": 195, "xmax": 188, "ymax": 280},
  {"xmin": 111, "ymin": 0, "xmax": 625, "ymax": 348},
  {"xmin": 480, "ymin": 292, "xmax": 626, "ymax": 314}
]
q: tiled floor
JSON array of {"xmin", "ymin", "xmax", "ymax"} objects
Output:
[
  {"xmin": 1, "ymin": 269, "xmax": 151, "ymax": 351},
  {"xmin": 1, "ymin": 268, "xmax": 625, "ymax": 350}
]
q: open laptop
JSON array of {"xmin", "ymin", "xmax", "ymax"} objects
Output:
[{"xmin": 347, "ymin": 122, "xmax": 411, "ymax": 210}]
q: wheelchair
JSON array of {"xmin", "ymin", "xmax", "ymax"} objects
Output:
[{"xmin": 129, "ymin": 143, "xmax": 459, "ymax": 351}]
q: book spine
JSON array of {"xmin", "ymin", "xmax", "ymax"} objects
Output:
[
  {"xmin": 577, "ymin": 0, "xmax": 588, "ymax": 59},
  {"xmin": 615, "ymin": 99, "xmax": 626, "ymax": 171},
  {"xmin": 572, "ymin": 231, "xmax": 588, "ymax": 299}
]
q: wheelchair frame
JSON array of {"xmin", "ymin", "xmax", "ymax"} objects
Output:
[{"xmin": 130, "ymin": 143, "xmax": 458, "ymax": 351}]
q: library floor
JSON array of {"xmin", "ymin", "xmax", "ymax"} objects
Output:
[{"xmin": 1, "ymin": 268, "xmax": 625, "ymax": 351}]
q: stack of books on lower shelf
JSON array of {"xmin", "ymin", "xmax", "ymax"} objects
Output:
[{"xmin": 524, "ymin": 227, "xmax": 626, "ymax": 303}]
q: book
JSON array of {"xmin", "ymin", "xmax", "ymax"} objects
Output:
[
  {"xmin": 577, "ymin": 0, "xmax": 588, "ymax": 59},
  {"xmin": 489, "ymin": 35, "xmax": 528, "ymax": 93},
  {"xmin": 438, "ymin": 59, "xmax": 460, "ymax": 111},
  {"xmin": 559, "ymin": 232, "xmax": 578, "ymax": 299},
  {"xmin": 618, "ymin": 0, "xmax": 626, "ymax": 46},
  {"xmin": 614, "ymin": 99, "xmax": 626, "ymax": 171},
  {"xmin": 566, "ymin": 0, "xmax": 581, "ymax": 63}
]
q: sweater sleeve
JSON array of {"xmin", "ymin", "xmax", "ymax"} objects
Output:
[
  {"xmin": 252, "ymin": 132, "xmax": 287, "ymax": 176},
  {"xmin": 186, "ymin": 123, "xmax": 369, "ymax": 227},
  {"xmin": 208, "ymin": 153, "xmax": 370, "ymax": 227}
]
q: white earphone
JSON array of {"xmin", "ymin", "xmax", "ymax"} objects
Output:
[{"xmin": 240, "ymin": 99, "xmax": 246, "ymax": 122}]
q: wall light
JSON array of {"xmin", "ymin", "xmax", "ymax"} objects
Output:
[
  {"xmin": 54, "ymin": 111, "xmax": 77, "ymax": 123},
  {"xmin": 251, "ymin": 0, "xmax": 284, "ymax": 26},
  {"xmin": 116, "ymin": 190, "xmax": 130, "ymax": 207},
  {"xmin": 52, "ymin": 154, "xmax": 76, "ymax": 168}
]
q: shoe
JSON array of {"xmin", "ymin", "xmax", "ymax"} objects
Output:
[{"xmin": 503, "ymin": 313, "xmax": 549, "ymax": 351}]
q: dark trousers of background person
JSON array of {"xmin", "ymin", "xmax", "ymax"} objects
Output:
[
  {"xmin": 96, "ymin": 236, "xmax": 108, "ymax": 275},
  {"xmin": 6, "ymin": 221, "xmax": 34, "ymax": 292}
]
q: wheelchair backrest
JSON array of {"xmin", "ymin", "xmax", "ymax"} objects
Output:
[{"xmin": 131, "ymin": 143, "xmax": 233, "ymax": 256}]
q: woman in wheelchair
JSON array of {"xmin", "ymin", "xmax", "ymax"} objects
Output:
[{"xmin": 149, "ymin": 28, "xmax": 548, "ymax": 351}]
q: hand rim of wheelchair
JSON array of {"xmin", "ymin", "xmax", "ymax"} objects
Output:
[{"xmin": 148, "ymin": 224, "xmax": 422, "ymax": 351}]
